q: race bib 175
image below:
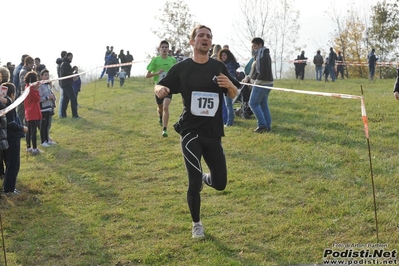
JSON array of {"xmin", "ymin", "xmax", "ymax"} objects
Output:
[{"xmin": 190, "ymin": 91, "xmax": 219, "ymax": 117}]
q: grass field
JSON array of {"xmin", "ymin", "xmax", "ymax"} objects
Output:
[{"xmin": 0, "ymin": 76, "xmax": 398, "ymax": 266}]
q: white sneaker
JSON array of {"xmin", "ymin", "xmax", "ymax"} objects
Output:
[
  {"xmin": 41, "ymin": 142, "xmax": 50, "ymax": 147},
  {"xmin": 32, "ymin": 148, "xmax": 41, "ymax": 155},
  {"xmin": 26, "ymin": 148, "xmax": 33, "ymax": 153},
  {"xmin": 192, "ymin": 224, "xmax": 205, "ymax": 238},
  {"xmin": 47, "ymin": 140, "xmax": 57, "ymax": 145}
]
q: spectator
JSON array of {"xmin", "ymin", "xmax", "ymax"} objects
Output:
[
  {"xmin": 210, "ymin": 44, "xmax": 221, "ymax": 59},
  {"xmin": 328, "ymin": 47, "xmax": 337, "ymax": 82},
  {"xmin": 217, "ymin": 48, "xmax": 240, "ymax": 126},
  {"xmin": 174, "ymin": 49, "xmax": 184, "ymax": 63},
  {"xmin": 12, "ymin": 54, "xmax": 29, "ymax": 97},
  {"xmin": 368, "ymin": 48, "xmax": 378, "ymax": 80},
  {"xmin": 0, "ymin": 69, "xmax": 10, "ymax": 181},
  {"xmin": 23, "ymin": 71, "xmax": 42, "ymax": 155},
  {"xmin": 116, "ymin": 68, "xmax": 127, "ymax": 87},
  {"xmin": 337, "ymin": 51, "xmax": 345, "ymax": 79},
  {"xmin": 60, "ymin": 52, "xmax": 80, "ymax": 118},
  {"xmin": 294, "ymin": 55, "xmax": 300, "ymax": 79},
  {"xmin": 313, "ymin": 50, "xmax": 324, "ymax": 81},
  {"xmin": 106, "ymin": 52, "xmax": 119, "ymax": 88},
  {"xmin": 298, "ymin": 50, "xmax": 307, "ymax": 80},
  {"xmin": 18, "ymin": 55, "xmax": 35, "ymax": 125},
  {"xmin": 244, "ymin": 37, "xmax": 274, "ymax": 133},
  {"xmin": 2, "ymin": 82, "xmax": 28, "ymax": 194},
  {"xmin": 6, "ymin": 62, "xmax": 14, "ymax": 83},
  {"xmin": 118, "ymin": 49, "xmax": 127, "ymax": 71},
  {"xmin": 100, "ymin": 46, "xmax": 113, "ymax": 79},
  {"xmin": 56, "ymin": 51, "xmax": 67, "ymax": 118},
  {"xmin": 38, "ymin": 69, "xmax": 56, "ymax": 146},
  {"xmin": 125, "ymin": 51, "xmax": 134, "ymax": 78},
  {"xmin": 324, "ymin": 56, "xmax": 330, "ymax": 82},
  {"xmin": 72, "ymin": 66, "xmax": 81, "ymax": 106},
  {"xmin": 35, "ymin": 57, "xmax": 46, "ymax": 75}
]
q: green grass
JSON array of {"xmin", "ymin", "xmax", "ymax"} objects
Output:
[{"xmin": 0, "ymin": 77, "xmax": 398, "ymax": 265}]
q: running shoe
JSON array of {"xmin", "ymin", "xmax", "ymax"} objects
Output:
[
  {"xmin": 192, "ymin": 224, "xmax": 205, "ymax": 238},
  {"xmin": 162, "ymin": 129, "xmax": 168, "ymax": 137}
]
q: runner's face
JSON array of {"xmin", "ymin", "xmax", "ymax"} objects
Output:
[
  {"xmin": 159, "ymin": 45, "xmax": 169, "ymax": 56},
  {"xmin": 191, "ymin": 28, "xmax": 212, "ymax": 54}
]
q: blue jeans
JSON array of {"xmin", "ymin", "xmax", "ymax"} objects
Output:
[
  {"xmin": 329, "ymin": 65, "xmax": 336, "ymax": 82},
  {"xmin": 315, "ymin": 66, "xmax": 323, "ymax": 81},
  {"xmin": 222, "ymin": 99, "xmax": 227, "ymax": 125},
  {"xmin": 249, "ymin": 84, "xmax": 272, "ymax": 130},
  {"xmin": 224, "ymin": 96, "xmax": 234, "ymax": 126}
]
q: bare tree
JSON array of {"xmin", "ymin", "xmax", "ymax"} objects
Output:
[
  {"xmin": 234, "ymin": 0, "xmax": 274, "ymax": 59},
  {"xmin": 269, "ymin": 0, "xmax": 300, "ymax": 79},
  {"xmin": 152, "ymin": 0, "xmax": 195, "ymax": 55},
  {"xmin": 235, "ymin": 0, "xmax": 299, "ymax": 79}
]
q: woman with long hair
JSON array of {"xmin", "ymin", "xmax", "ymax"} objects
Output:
[{"xmin": 217, "ymin": 48, "xmax": 240, "ymax": 126}]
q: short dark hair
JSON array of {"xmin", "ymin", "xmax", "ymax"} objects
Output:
[
  {"xmin": 190, "ymin": 25, "xmax": 212, "ymax": 41},
  {"xmin": 251, "ymin": 37, "xmax": 264, "ymax": 47},
  {"xmin": 159, "ymin": 40, "xmax": 169, "ymax": 48},
  {"xmin": 40, "ymin": 69, "xmax": 49, "ymax": 76},
  {"xmin": 3, "ymin": 82, "xmax": 16, "ymax": 97}
]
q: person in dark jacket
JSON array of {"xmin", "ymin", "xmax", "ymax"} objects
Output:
[
  {"xmin": 368, "ymin": 48, "xmax": 378, "ymax": 80},
  {"xmin": 72, "ymin": 66, "xmax": 82, "ymax": 105},
  {"xmin": 2, "ymin": 82, "xmax": 28, "ymax": 194},
  {"xmin": 298, "ymin": 50, "xmax": 307, "ymax": 80},
  {"xmin": 106, "ymin": 52, "xmax": 119, "ymax": 88},
  {"xmin": 60, "ymin": 52, "xmax": 79, "ymax": 118},
  {"xmin": 56, "ymin": 51, "xmax": 67, "ymax": 118},
  {"xmin": 0, "ymin": 69, "xmax": 10, "ymax": 180},
  {"xmin": 313, "ymin": 50, "xmax": 324, "ymax": 81},
  {"xmin": 243, "ymin": 37, "xmax": 274, "ymax": 133},
  {"xmin": 125, "ymin": 51, "xmax": 134, "ymax": 78},
  {"xmin": 328, "ymin": 47, "xmax": 337, "ymax": 82}
]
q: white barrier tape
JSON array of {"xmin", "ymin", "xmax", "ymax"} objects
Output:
[
  {"xmin": 240, "ymin": 82, "xmax": 363, "ymax": 100},
  {"xmin": 290, "ymin": 60, "xmax": 399, "ymax": 67},
  {"xmin": 0, "ymin": 86, "xmax": 31, "ymax": 117},
  {"xmin": 241, "ymin": 82, "xmax": 369, "ymax": 139},
  {"xmin": 98, "ymin": 60, "xmax": 149, "ymax": 69},
  {"xmin": 0, "ymin": 60, "xmax": 149, "ymax": 116}
]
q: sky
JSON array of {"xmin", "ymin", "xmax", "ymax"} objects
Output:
[{"xmin": 1, "ymin": 0, "xmax": 378, "ymax": 79}]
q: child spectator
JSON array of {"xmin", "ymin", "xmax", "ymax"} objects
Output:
[
  {"xmin": 24, "ymin": 71, "xmax": 42, "ymax": 155},
  {"xmin": 39, "ymin": 69, "xmax": 56, "ymax": 146},
  {"xmin": 72, "ymin": 66, "xmax": 81, "ymax": 106},
  {"xmin": 2, "ymin": 82, "xmax": 28, "ymax": 194},
  {"xmin": 117, "ymin": 68, "xmax": 127, "ymax": 87}
]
